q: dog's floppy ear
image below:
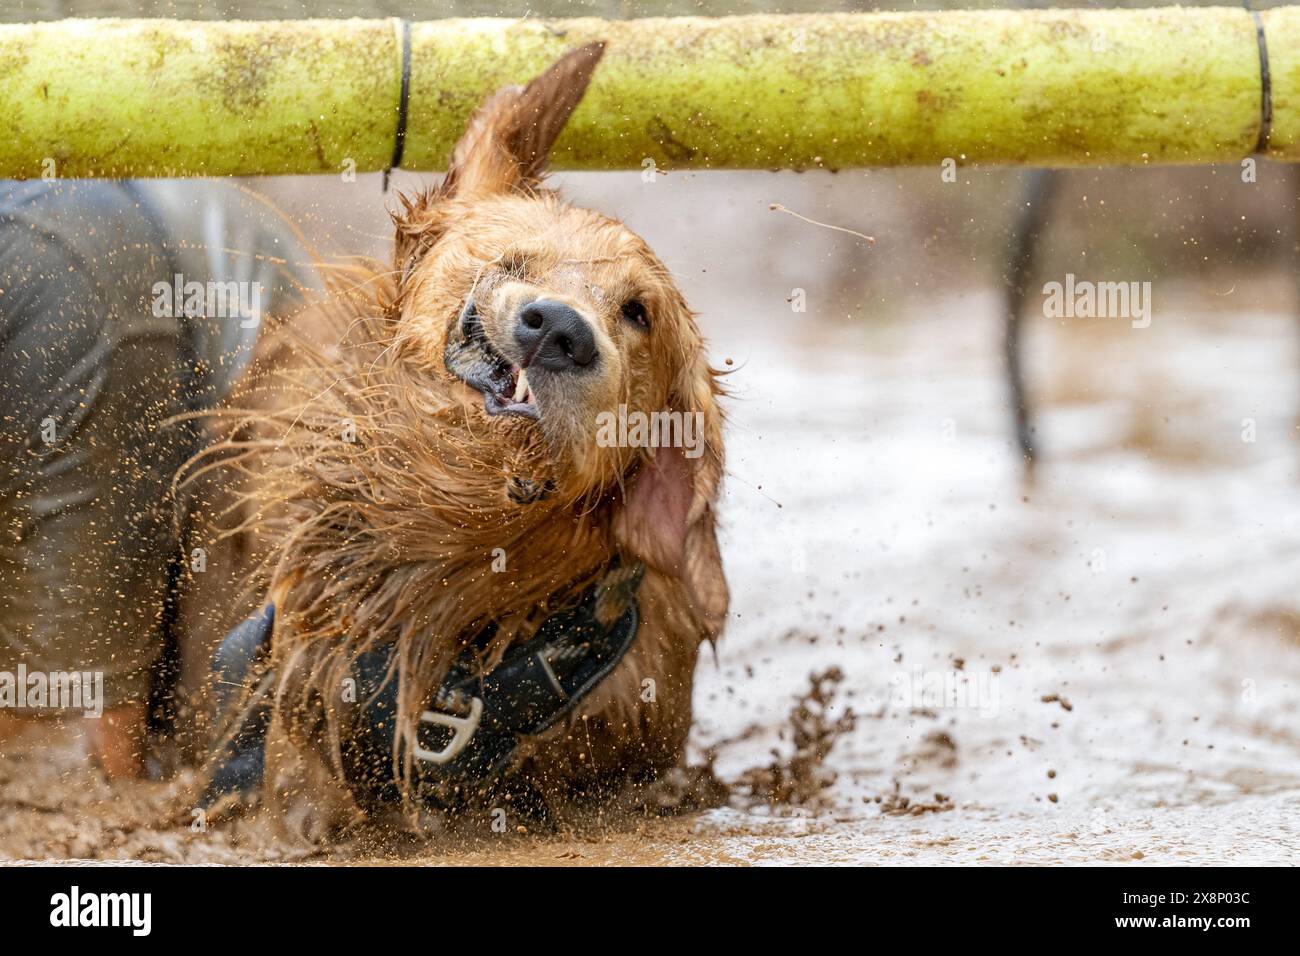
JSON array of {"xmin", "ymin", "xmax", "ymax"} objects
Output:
[
  {"xmin": 393, "ymin": 42, "xmax": 604, "ymax": 280},
  {"xmin": 443, "ymin": 41, "xmax": 605, "ymax": 199},
  {"xmin": 613, "ymin": 353, "xmax": 729, "ymax": 641}
]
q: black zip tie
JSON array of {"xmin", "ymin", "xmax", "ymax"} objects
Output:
[
  {"xmin": 383, "ymin": 18, "xmax": 412, "ymax": 193},
  {"xmin": 1246, "ymin": 1, "xmax": 1272, "ymax": 154}
]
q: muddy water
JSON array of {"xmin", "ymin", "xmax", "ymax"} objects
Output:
[
  {"xmin": 687, "ymin": 288, "xmax": 1300, "ymax": 865},
  {"xmin": 3, "ymin": 172, "xmax": 1300, "ymax": 863}
]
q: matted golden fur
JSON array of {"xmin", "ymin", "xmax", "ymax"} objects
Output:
[{"xmin": 177, "ymin": 44, "xmax": 729, "ymax": 838}]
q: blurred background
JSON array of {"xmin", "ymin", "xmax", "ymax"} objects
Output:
[{"xmin": 2, "ymin": 1, "xmax": 1299, "ymax": 863}]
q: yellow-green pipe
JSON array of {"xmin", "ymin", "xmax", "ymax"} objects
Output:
[{"xmin": 0, "ymin": 9, "xmax": 1292, "ymax": 178}]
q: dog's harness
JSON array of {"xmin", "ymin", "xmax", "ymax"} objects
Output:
[{"xmin": 202, "ymin": 561, "xmax": 644, "ymax": 809}]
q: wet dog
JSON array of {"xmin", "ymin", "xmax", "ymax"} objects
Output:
[{"xmin": 180, "ymin": 44, "xmax": 729, "ymax": 839}]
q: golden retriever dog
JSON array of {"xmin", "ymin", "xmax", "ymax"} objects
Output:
[{"xmin": 179, "ymin": 43, "xmax": 728, "ymax": 840}]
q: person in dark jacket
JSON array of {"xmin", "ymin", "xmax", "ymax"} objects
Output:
[{"xmin": 0, "ymin": 179, "xmax": 309, "ymax": 777}]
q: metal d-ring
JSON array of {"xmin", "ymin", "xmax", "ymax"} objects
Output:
[{"xmin": 412, "ymin": 696, "xmax": 483, "ymax": 765}]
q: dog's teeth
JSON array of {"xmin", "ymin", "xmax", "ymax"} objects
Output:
[{"xmin": 512, "ymin": 368, "xmax": 530, "ymax": 404}]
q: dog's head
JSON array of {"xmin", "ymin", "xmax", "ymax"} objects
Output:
[{"xmin": 388, "ymin": 44, "xmax": 727, "ymax": 633}]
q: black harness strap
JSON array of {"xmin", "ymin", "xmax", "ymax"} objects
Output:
[
  {"xmin": 343, "ymin": 573, "xmax": 641, "ymax": 809},
  {"xmin": 202, "ymin": 563, "xmax": 644, "ymax": 810}
]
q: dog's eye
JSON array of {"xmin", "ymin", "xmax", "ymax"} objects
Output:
[
  {"xmin": 621, "ymin": 299, "xmax": 650, "ymax": 330},
  {"xmin": 499, "ymin": 251, "xmax": 530, "ymax": 278}
]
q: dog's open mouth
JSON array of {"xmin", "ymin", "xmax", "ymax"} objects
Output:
[{"xmin": 445, "ymin": 298, "xmax": 539, "ymax": 420}]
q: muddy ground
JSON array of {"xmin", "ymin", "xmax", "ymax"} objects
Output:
[{"xmin": 3, "ymin": 170, "xmax": 1300, "ymax": 864}]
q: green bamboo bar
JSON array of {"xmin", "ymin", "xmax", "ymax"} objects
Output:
[{"xmin": 0, "ymin": 8, "xmax": 1297, "ymax": 177}]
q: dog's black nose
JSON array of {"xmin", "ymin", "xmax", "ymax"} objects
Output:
[{"xmin": 514, "ymin": 299, "xmax": 597, "ymax": 371}]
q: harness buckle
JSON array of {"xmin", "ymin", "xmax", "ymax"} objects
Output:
[{"xmin": 412, "ymin": 696, "xmax": 483, "ymax": 765}]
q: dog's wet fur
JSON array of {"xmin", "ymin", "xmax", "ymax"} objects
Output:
[{"xmin": 177, "ymin": 44, "xmax": 729, "ymax": 840}]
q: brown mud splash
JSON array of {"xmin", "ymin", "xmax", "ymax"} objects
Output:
[
  {"xmin": 632, "ymin": 666, "xmax": 857, "ymax": 816},
  {"xmin": 0, "ymin": 667, "xmax": 859, "ymax": 862},
  {"xmin": 572, "ymin": 666, "xmax": 860, "ymax": 818},
  {"xmin": 727, "ymin": 667, "xmax": 857, "ymax": 809}
]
